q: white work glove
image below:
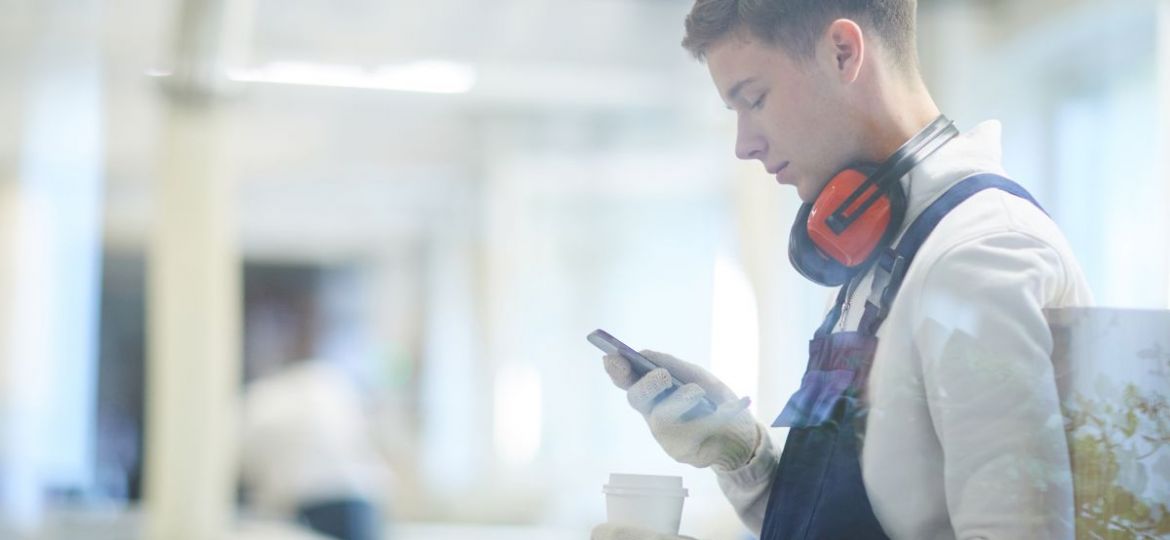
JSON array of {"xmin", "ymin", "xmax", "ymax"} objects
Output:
[
  {"xmin": 591, "ymin": 523, "xmax": 698, "ymax": 540},
  {"xmin": 603, "ymin": 350, "xmax": 761, "ymax": 471}
]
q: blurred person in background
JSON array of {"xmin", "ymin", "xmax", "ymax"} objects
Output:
[
  {"xmin": 594, "ymin": 0, "xmax": 1090, "ymax": 539},
  {"xmin": 240, "ymin": 356, "xmax": 396, "ymax": 540}
]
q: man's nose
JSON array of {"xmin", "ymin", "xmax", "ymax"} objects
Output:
[{"xmin": 735, "ymin": 122, "xmax": 766, "ymax": 161}]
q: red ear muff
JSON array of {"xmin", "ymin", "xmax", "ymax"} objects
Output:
[
  {"xmin": 807, "ymin": 169, "xmax": 892, "ymax": 267},
  {"xmin": 787, "ymin": 114, "xmax": 958, "ymax": 287},
  {"xmin": 787, "ymin": 166, "xmax": 905, "ymax": 287}
]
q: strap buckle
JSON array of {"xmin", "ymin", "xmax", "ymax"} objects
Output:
[
  {"xmin": 879, "ymin": 254, "xmax": 909, "ymax": 311},
  {"xmin": 862, "ymin": 253, "xmax": 908, "ymax": 333}
]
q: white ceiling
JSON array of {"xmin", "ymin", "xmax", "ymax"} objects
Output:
[
  {"xmin": 248, "ymin": 0, "xmax": 696, "ymax": 69},
  {"xmin": 88, "ymin": 0, "xmax": 724, "ymax": 258}
]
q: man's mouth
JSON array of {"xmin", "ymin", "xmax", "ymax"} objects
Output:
[{"xmin": 771, "ymin": 161, "xmax": 790, "ymax": 183}]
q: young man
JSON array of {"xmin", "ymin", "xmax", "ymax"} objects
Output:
[{"xmin": 594, "ymin": 1, "xmax": 1091, "ymax": 539}]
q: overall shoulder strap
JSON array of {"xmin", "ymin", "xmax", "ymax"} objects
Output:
[{"xmin": 857, "ymin": 174, "xmax": 1046, "ymax": 335}]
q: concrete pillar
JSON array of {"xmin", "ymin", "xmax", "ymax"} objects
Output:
[
  {"xmin": 418, "ymin": 216, "xmax": 484, "ymax": 503},
  {"xmin": 142, "ymin": 0, "xmax": 252, "ymax": 537},
  {"xmin": 143, "ymin": 98, "xmax": 241, "ymax": 540}
]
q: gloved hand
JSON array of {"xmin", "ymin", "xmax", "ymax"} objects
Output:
[
  {"xmin": 603, "ymin": 350, "xmax": 761, "ymax": 471},
  {"xmin": 591, "ymin": 523, "xmax": 698, "ymax": 540}
]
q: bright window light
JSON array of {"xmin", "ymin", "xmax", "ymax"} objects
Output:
[
  {"xmin": 709, "ymin": 254, "xmax": 760, "ymax": 412},
  {"xmin": 494, "ymin": 363, "xmax": 542, "ymax": 465},
  {"xmin": 225, "ymin": 60, "xmax": 476, "ymax": 94}
]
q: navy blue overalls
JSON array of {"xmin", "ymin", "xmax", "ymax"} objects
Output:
[{"xmin": 757, "ymin": 174, "xmax": 1044, "ymax": 540}]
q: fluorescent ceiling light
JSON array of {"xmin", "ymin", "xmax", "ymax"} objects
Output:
[{"xmin": 226, "ymin": 60, "xmax": 476, "ymax": 94}]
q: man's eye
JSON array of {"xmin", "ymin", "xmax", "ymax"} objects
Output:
[{"xmin": 751, "ymin": 94, "xmax": 767, "ymax": 110}]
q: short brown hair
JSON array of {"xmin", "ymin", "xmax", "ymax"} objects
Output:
[{"xmin": 682, "ymin": 0, "xmax": 918, "ymax": 70}]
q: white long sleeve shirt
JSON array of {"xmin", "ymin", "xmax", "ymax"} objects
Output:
[
  {"xmin": 241, "ymin": 360, "xmax": 393, "ymax": 517},
  {"xmin": 715, "ymin": 121, "xmax": 1092, "ymax": 539}
]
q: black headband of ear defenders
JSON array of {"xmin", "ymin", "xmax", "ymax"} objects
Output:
[{"xmin": 825, "ymin": 115, "xmax": 958, "ymax": 234}]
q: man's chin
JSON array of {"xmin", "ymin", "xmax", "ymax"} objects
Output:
[
  {"xmin": 793, "ymin": 176, "xmax": 835, "ymax": 204},
  {"xmin": 795, "ymin": 183, "xmax": 819, "ymax": 204}
]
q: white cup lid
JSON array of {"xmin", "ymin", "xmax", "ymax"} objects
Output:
[{"xmin": 603, "ymin": 473, "xmax": 688, "ymax": 497}]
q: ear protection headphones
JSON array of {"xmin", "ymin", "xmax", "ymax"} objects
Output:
[{"xmin": 789, "ymin": 115, "xmax": 959, "ymax": 287}]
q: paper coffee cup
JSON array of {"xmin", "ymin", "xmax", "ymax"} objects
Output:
[{"xmin": 603, "ymin": 473, "xmax": 688, "ymax": 535}]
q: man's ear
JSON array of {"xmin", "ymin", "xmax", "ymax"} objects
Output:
[{"xmin": 825, "ymin": 18, "xmax": 864, "ymax": 83}]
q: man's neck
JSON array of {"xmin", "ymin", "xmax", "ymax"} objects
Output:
[{"xmin": 864, "ymin": 76, "xmax": 942, "ymax": 161}]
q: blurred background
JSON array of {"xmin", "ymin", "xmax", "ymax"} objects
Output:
[{"xmin": 0, "ymin": 0, "xmax": 1165, "ymax": 538}]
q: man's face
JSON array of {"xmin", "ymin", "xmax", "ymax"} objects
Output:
[{"xmin": 706, "ymin": 33, "xmax": 861, "ymax": 203}]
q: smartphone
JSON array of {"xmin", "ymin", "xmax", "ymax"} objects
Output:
[{"xmin": 588, "ymin": 329, "xmax": 716, "ymax": 417}]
